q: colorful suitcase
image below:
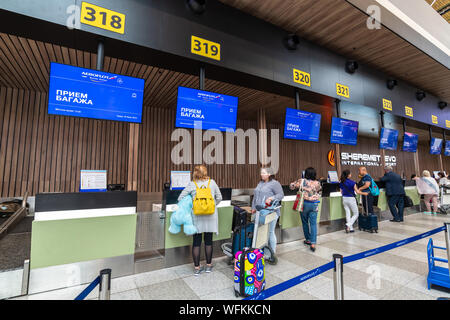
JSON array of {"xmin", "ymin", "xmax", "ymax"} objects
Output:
[{"xmin": 234, "ymin": 248, "xmax": 266, "ymax": 297}]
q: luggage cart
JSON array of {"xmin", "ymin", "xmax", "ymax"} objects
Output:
[
  {"xmin": 439, "ymin": 186, "xmax": 450, "ymax": 214},
  {"xmin": 222, "ymin": 200, "xmax": 281, "ymax": 265}
]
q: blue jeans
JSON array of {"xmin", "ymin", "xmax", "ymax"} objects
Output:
[
  {"xmin": 301, "ymin": 202, "xmax": 319, "ymax": 244},
  {"xmin": 388, "ymin": 194, "xmax": 404, "ymax": 221},
  {"xmin": 267, "ymin": 215, "xmax": 279, "ymax": 254}
]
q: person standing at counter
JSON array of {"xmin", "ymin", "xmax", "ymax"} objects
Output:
[
  {"xmin": 290, "ymin": 167, "xmax": 322, "ymax": 252},
  {"xmin": 178, "ymin": 165, "xmax": 222, "ymax": 276},
  {"xmin": 251, "ymin": 167, "xmax": 284, "ymax": 259},
  {"xmin": 437, "ymin": 172, "xmax": 449, "ymax": 187},
  {"xmin": 339, "ymin": 170, "xmax": 360, "ymax": 233},
  {"xmin": 380, "ymin": 166, "xmax": 405, "ymax": 222},
  {"xmin": 413, "ymin": 170, "xmax": 440, "ymax": 215},
  {"xmin": 357, "ymin": 166, "xmax": 374, "ymax": 215}
]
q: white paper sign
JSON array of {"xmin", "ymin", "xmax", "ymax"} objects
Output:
[
  {"xmin": 170, "ymin": 171, "xmax": 191, "ymax": 190},
  {"xmin": 80, "ymin": 170, "xmax": 107, "ymax": 192},
  {"xmin": 328, "ymin": 171, "xmax": 339, "ymax": 183}
]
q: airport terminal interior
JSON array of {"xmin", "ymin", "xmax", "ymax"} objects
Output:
[{"xmin": 0, "ymin": 0, "xmax": 449, "ymax": 302}]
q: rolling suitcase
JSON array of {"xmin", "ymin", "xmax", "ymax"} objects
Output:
[
  {"xmin": 234, "ymin": 248, "xmax": 266, "ymax": 297},
  {"xmin": 358, "ymin": 195, "xmax": 378, "ymax": 233}
]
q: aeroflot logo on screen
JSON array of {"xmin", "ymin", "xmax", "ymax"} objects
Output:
[{"xmin": 81, "ymin": 71, "xmax": 118, "ymax": 83}]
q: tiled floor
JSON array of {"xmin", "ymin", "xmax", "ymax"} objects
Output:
[{"xmin": 9, "ymin": 212, "xmax": 450, "ymax": 300}]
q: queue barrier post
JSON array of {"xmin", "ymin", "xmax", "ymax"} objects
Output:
[
  {"xmin": 445, "ymin": 223, "xmax": 450, "ymax": 274},
  {"xmin": 21, "ymin": 259, "xmax": 30, "ymax": 296},
  {"xmin": 98, "ymin": 269, "xmax": 112, "ymax": 300},
  {"xmin": 333, "ymin": 254, "xmax": 344, "ymax": 300}
]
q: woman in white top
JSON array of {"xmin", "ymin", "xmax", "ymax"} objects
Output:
[{"xmin": 413, "ymin": 170, "xmax": 440, "ymax": 214}]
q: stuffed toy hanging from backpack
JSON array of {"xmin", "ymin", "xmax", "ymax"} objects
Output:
[{"xmin": 168, "ymin": 194, "xmax": 198, "ymax": 236}]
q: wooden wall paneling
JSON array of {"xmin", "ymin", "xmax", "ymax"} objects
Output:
[
  {"xmin": 13, "ymin": 89, "xmax": 27, "ymax": 196},
  {"xmin": 3, "ymin": 89, "xmax": 18, "ymax": 197}
]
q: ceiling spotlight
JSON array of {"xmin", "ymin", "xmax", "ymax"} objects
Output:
[
  {"xmin": 345, "ymin": 60, "xmax": 359, "ymax": 74},
  {"xmin": 416, "ymin": 90, "xmax": 426, "ymax": 101},
  {"xmin": 438, "ymin": 101, "xmax": 448, "ymax": 110},
  {"xmin": 186, "ymin": 0, "xmax": 206, "ymax": 15},
  {"xmin": 283, "ymin": 34, "xmax": 300, "ymax": 50},
  {"xmin": 386, "ymin": 79, "xmax": 398, "ymax": 90}
]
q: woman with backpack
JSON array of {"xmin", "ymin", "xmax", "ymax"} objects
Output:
[
  {"xmin": 178, "ymin": 165, "xmax": 222, "ymax": 276},
  {"xmin": 339, "ymin": 170, "xmax": 360, "ymax": 233}
]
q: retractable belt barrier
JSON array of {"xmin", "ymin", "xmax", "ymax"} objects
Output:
[
  {"xmin": 74, "ymin": 268, "xmax": 111, "ymax": 300},
  {"xmin": 244, "ymin": 225, "xmax": 446, "ymax": 300}
]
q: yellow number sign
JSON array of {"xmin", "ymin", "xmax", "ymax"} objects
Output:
[
  {"xmin": 405, "ymin": 106, "xmax": 414, "ymax": 117},
  {"xmin": 293, "ymin": 68, "xmax": 311, "ymax": 87},
  {"xmin": 382, "ymin": 98, "xmax": 392, "ymax": 111},
  {"xmin": 336, "ymin": 83, "xmax": 350, "ymax": 98},
  {"xmin": 191, "ymin": 36, "xmax": 221, "ymax": 61},
  {"xmin": 446, "ymin": 120, "xmax": 450, "ymax": 128},
  {"xmin": 431, "ymin": 115, "xmax": 438, "ymax": 124},
  {"xmin": 81, "ymin": 2, "xmax": 126, "ymax": 34}
]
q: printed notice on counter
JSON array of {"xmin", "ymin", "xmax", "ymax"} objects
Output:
[
  {"xmin": 171, "ymin": 171, "xmax": 191, "ymax": 190},
  {"xmin": 80, "ymin": 170, "xmax": 107, "ymax": 192},
  {"xmin": 328, "ymin": 171, "xmax": 339, "ymax": 183}
]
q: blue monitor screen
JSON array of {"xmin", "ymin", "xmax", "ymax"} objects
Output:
[
  {"xmin": 48, "ymin": 62, "xmax": 144, "ymax": 123},
  {"xmin": 175, "ymin": 87, "xmax": 238, "ymax": 132},
  {"xmin": 330, "ymin": 117, "xmax": 359, "ymax": 146},
  {"xmin": 283, "ymin": 108, "xmax": 321, "ymax": 142},
  {"xmin": 402, "ymin": 132, "xmax": 418, "ymax": 153},
  {"xmin": 445, "ymin": 141, "xmax": 450, "ymax": 156},
  {"xmin": 430, "ymin": 137, "xmax": 443, "ymax": 155},
  {"xmin": 379, "ymin": 128, "xmax": 399, "ymax": 150}
]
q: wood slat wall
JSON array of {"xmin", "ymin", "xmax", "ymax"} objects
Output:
[
  {"xmin": 0, "ymin": 87, "xmax": 128, "ymax": 197},
  {"xmin": 0, "ymin": 87, "xmax": 447, "ymax": 198}
]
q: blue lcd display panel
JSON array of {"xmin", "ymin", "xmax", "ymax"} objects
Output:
[
  {"xmin": 48, "ymin": 62, "xmax": 144, "ymax": 123},
  {"xmin": 402, "ymin": 132, "xmax": 418, "ymax": 153},
  {"xmin": 283, "ymin": 108, "xmax": 321, "ymax": 142},
  {"xmin": 430, "ymin": 137, "xmax": 443, "ymax": 155},
  {"xmin": 445, "ymin": 141, "xmax": 450, "ymax": 157},
  {"xmin": 176, "ymin": 87, "xmax": 238, "ymax": 132},
  {"xmin": 379, "ymin": 128, "xmax": 399, "ymax": 150},
  {"xmin": 330, "ymin": 117, "xmax": 359, "ymax": 146}
]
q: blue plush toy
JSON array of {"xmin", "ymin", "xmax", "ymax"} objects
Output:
[{"xmin": 168, "ymin": 194, "xmax": 198, "ymax": 236}]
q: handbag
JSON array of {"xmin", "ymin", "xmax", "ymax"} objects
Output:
[
  {"xmin": 403, "ymin": 194, "xmax": 414, "ymax": 208},
  {"xmin": 292, "ymin": 179, "xmax": 304, "ymax": 212}
]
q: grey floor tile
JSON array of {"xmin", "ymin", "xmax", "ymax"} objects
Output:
[
  {"xmin": 110, "ymin": 289, "xmax": 142, "ymax": 300},
  {"xmin": 381, "ymin": 286, "xmax": 436, "ymax": 300},
  {"xmin": 183, "ymin": 270, "xmax": 233, "ymax": 296},
  {"xmin": 138, "ymin": 279, "xmax": 199, "ymax": 300},
  {"xmin": 134, "ymin": 267, "xmax": 180, "ymax": 288}
]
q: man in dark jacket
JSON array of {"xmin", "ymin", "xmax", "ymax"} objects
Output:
[{"xmin": 380, "ymin": 166, "xmax": 405, "ymax": 222}]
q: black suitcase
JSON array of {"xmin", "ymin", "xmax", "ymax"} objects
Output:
[
  {"xmin": 358, "ymin": 196, "xmax": 378, "ymax": 233},
  {"xmin": 231, "ymin": 206, "xmax": 249, "ymax": 232}
]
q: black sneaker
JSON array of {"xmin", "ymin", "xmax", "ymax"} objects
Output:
[
  {"xmin": 304, "ymin": 240, "xmax": 311, "ymax": 246},
  {"xmin": 310, "ymin": 246, "xmax": 316, "ymax": 252}
]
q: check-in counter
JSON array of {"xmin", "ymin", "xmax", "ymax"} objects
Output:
[
  {"xmin": 279, "ymin": 181, "xmax": 421, "ymax": 242},
  {"xmin": 29, "ymin": 191, "xmax": 137, "ymax": 294}
]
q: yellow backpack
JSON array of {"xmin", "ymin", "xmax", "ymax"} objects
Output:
[{"xmin": 192, "ymin": 179, "xmax": 215, "ymax": 215}]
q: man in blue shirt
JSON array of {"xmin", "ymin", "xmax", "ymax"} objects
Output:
[
  {"xmin": 380, "ymin": 166, "xmax": 405, "ymax": 222},
  {"xmin": 357, "ymin": 166, "xmax": 374, "ymax": 215}
]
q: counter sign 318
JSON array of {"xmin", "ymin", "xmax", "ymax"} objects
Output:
[{"xmin": 81, "ymin": 2, "xmax": 126, "ymax": 34}]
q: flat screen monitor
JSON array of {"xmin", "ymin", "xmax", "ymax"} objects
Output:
[
  {"xmin": 402, "ymin": 132, "xmax": 418, "ymax": 153},
  {"xmin": 379, "ymin": 128, "xmax": 399, "ymax": 150},
  {"xmin": 48, "ymin": 62, "xmax": 144, "ymax": 123},
  {"xmin": 430, "ymin": 137, "xmax": 443, "ymax": 155},
  {"xmin": 283, "ymin": 108, "xmax": 321, "ymax": 142},
  {"xmin": 444, "ymin": 141, "xmax": 450, "ymax": 156},
  {"xmin": 330, "ymin": 117, "xmax": 359, "ymax": 146},
  {"xmin": 175, "ymin": 87, "xmax": 238, "ymax": 132}
]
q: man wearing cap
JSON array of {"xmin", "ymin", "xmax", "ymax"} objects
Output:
[{"xmin": 380, "ymin": 166, "xmax": 406, "ymax": 222}]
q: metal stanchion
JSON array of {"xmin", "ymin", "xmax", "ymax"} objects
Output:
[
  {"xmin": 333, "ymin": 254, "xmax": 344, "ymax": 300},
  {"xmin": 445, "ymin": 223, "xmax": 450, "ymax": 274},
  {"xmin": 21, "ymin": 259, "xmax": 30, "ymax": 296},
  {"xmin": 98, "ymin": 269, "xmax": 111, "ymax": 300}
]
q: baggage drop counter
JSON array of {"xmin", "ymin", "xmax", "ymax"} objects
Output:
[
  {"xmin": 279, "ymin": 182, "xmax": 421, "ymax": 242},
  {"xmin": 29, "ymin": 192, "xmax": 137, "ymax": 294}
]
